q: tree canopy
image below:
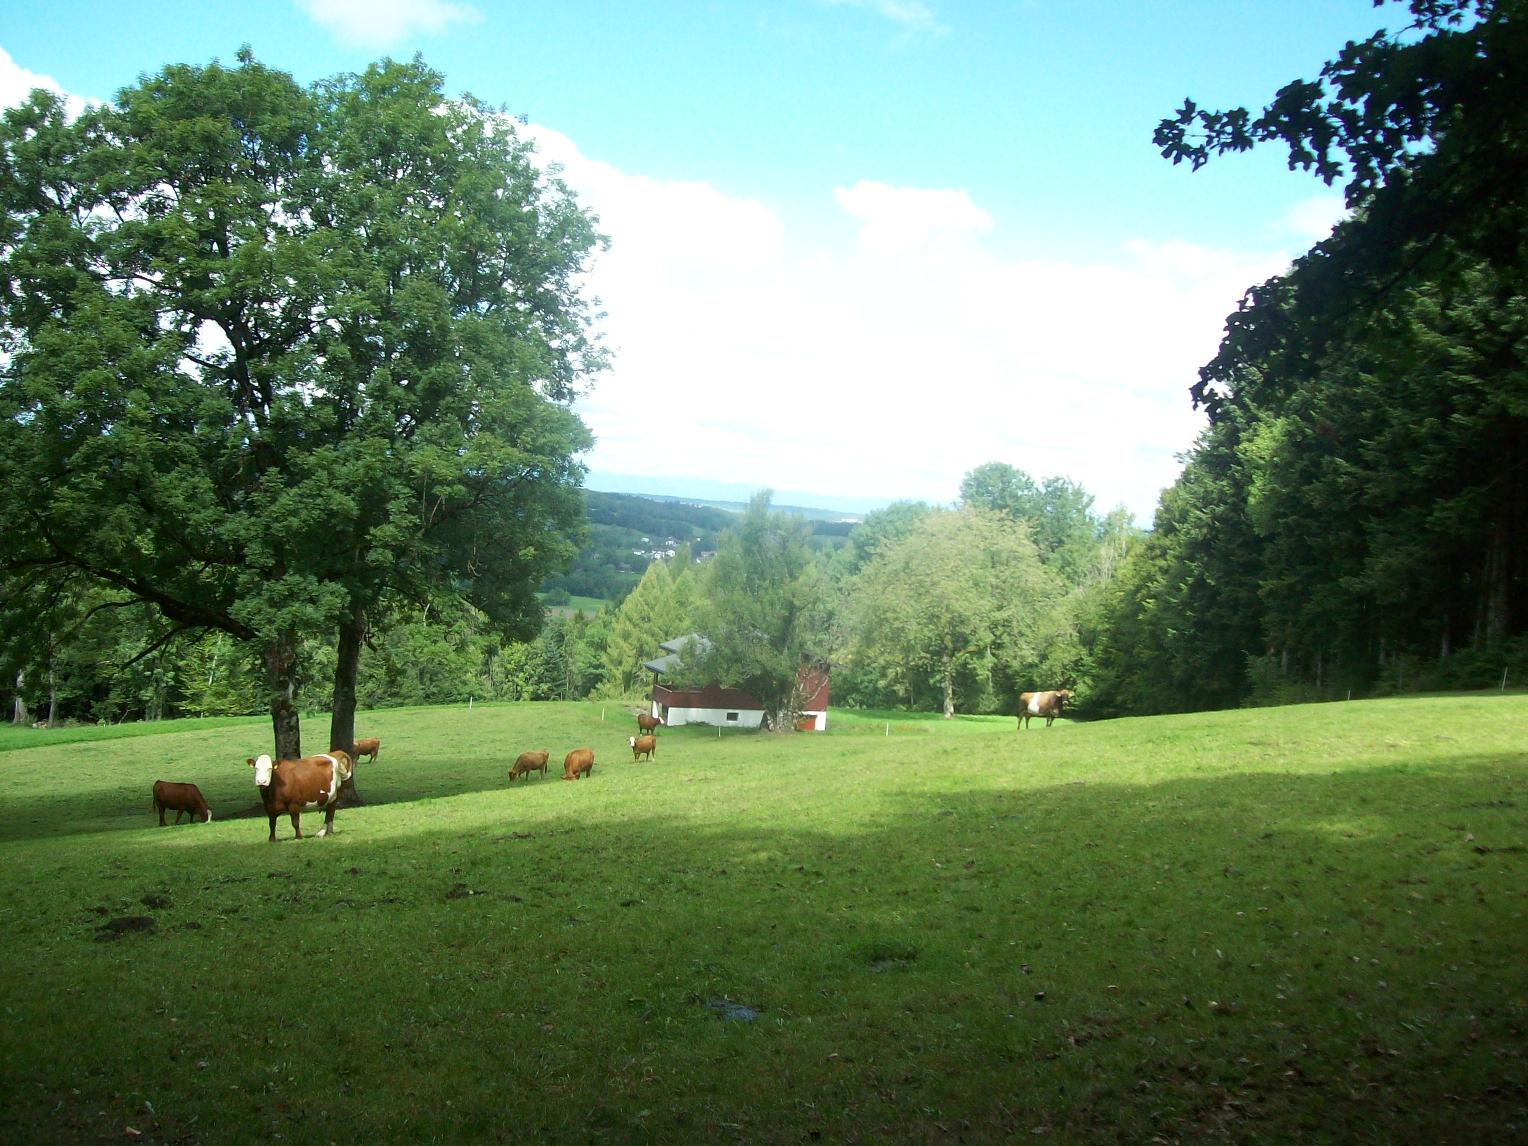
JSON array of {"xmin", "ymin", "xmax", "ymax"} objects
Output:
[
  {"xmin": 846, "ymin": 505, "xmax": 1062, "ymax": 718},
  {"xmin": 0, "ymin": 52, "xmax": 604, "ymax": 755},
  {"xmin": 960, "ymin": 462, "xmax": 1102, "ymax": 585}
]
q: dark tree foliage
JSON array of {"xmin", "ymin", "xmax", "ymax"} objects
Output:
[
  {"xmin": 1157, "ymin": 0, "xmax": 1528, "ymax": 414},
  {"xmin": 1087, "ymin": 415, "xmax": 1264, "ymax": 716},
  {"xmin": 1096, "ymin": 0, "xmax": 1528, "ymax": 712}
]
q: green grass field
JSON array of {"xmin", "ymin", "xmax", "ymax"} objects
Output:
[
  {"xmin": 2, "ymin": 697, "xmax": 1525, "ymax": 1143},
  {"xmin": 544, "ymin": 594, "xmax": 610, "ymax": 619}
]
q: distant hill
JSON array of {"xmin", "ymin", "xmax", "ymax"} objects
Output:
[
  {"xmin": 540, "ymin": 489, "xmax": 856, "ymax": 605},
  {"xmin": 631, "ymin": 491, "xmax": 866, "ymax": 523},
  {"xmin": 583, "ymin": 469, "xmax": 891, "ymax": 517}
]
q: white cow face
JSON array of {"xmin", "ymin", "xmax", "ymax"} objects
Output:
[{"xmin": 251, "ymin": 753, "xmax": 275, "ymax": 786}]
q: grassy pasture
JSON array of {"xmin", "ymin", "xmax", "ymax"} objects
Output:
[
  {"xmin": 544, "ymin": 594, "xmax": 610, "ymax": 619},
  {"xmin": 1, "ymin": 697, "xmax": 1525, "ymax": 1143}
]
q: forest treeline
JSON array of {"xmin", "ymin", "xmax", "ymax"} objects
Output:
[
  {"xmin": 4, "ymin": 1, "xmax": 1525, "ymax": 731},
  {"xmin": 1, "ymin": 469, "xmax": 1124, "ymax": 724}
]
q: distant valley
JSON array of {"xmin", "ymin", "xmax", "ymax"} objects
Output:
[{"xmin": 540, "ymin": 487, "xmax": 858, "ymax": 605}]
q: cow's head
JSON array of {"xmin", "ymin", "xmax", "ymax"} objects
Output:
[
  {"xmin": 628, "ymin": 736, "xmax": 636, "ymax": 747},
  {"xmin": 249, "ymin": 754, "xmax": 275, "ymax": 787}
]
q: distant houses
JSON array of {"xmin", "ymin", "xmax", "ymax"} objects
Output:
[{"xmin": 643, "ymin": 635, "xmax": 829, "ymax": 731}]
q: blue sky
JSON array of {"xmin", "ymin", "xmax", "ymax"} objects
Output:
[{"xmin": 1, "ymin": 1, "xmax": 1402, "ymax": 521}]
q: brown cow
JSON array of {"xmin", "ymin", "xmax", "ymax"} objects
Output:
[
  {"xmin": 152, "ymin": 780, "xmax": 211, "ymax": 825},
  {"xmin": 247, "ymin": 750, "xmax": 354, "ymax": 841},
  {"xmin": 509, "ymin": 750, "xmax": 549, "ymax": 781},
  {"xmin": 1017, "ymin": 690, "xmax": 1073, "ymax": 729},
  {"xmin": 563, "ymin": 747, "xmax": 594, "ymax": 780},
  {"xmin": 351, "ymin": 737, "xmax": 380, "ymax": 765},
  {"xmin": 629, "ymin": 734, "xmax": 657, "ymax": 762},
  {"xmin": 636, "ymin": 713, "xmax": 663, "ymax": 735}
]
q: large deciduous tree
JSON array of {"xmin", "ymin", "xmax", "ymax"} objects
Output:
[
  {"xmin": 846, "ymin": 505, "xmax": 1063, "ymax": 719},
  {"xmin": 0, "ymin": 52, "xmax": 602, "ymax": 761}
]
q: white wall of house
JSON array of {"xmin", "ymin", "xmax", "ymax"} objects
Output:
[
  {"xmin": 663, "ymin": 705, "xmax": 766, "ymax": 730},
  {"xmin": 662, "ymin": 706, "xmax": 828, "ymax": 731}
]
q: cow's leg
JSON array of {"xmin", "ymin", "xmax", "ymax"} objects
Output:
[
  {"xmin": 267, "ymin": 812, "xmax": 279, "ymax": 842},
  {"xmin": 316, "ymin": 805, "xmax": 336, "ymax": 838},
  {"xmin": 158, "ymin": 804, "xmax": 167, "ymax": 826},
  {"xmin": 290, "ymin": 811, "xmax": 302, "ymax": 840}
]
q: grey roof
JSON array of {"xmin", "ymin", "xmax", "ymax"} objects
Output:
[{"xmin": 644, "ymin": 633, "xmax": 712, "ymax": 675}]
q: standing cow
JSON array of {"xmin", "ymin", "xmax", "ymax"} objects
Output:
[
  {"xmin": 629, "ymin": 734, "xmax": 657, "ymax": 762},
  {"xmin": 1017, "ymin": 689, "xmax": 1073, "ymax": 729},
  {"xmin": 636, "ymin": 713, "xmax": 663, "ymax": 735},
  {"xmin": 248, "ymin": 750, "xmax": 353, "ymax": 840}
]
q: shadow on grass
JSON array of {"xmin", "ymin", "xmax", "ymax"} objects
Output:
[{"xmin": 5, "ymin": 753, "xmax": 1525, "ymax": 1144}]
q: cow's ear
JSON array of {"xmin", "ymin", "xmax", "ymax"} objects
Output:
[{"xmin": 246, "ymin": 758, "xmax": 254, "ymax": 767}]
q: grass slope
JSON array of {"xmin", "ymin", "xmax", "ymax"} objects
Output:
[{"xmin": 1, "ymin": 697, "xmax": 1525, "ymax": 1143}]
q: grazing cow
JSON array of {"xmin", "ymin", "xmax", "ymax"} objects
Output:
[
  {"xmin": 629, "ymin": 734, "xmax": 657, "ymax": 762},
  {"xmin": 152, "ymin": 780, "xmax": 212, "ymax": 825},
  {"xmin": 1017, "ymin": 690, "xmax": 1074, "ymax": 730},
  {"xmin": 636, "ymin": 713, "xmax": 663, "ymax": 735},
  {"xmin": 509, "ymin": 750, "xmax": 549, "ymax": 781},
  {"xmin": 351, "ymin": 737, "xmax": 380, "ymax": 765},
  {"xmin": 247, "ymin": 750, "xmax": 354, "ymax": 841},
  {"xmin": 563, "ymin": 747, "xmax": 595, "ymax": 780}
]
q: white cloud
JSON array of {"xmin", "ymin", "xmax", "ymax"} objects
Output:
[
  {"xmin": 833, "ymin": 180, "xmax": 993, "ymax": 257},
  {"xmin": 296, "ymin": 0, "xmax": 481, "ymax": 50},
  {"xmin": 523, "ymin": 123, "xmax": 1291, "ymax": 524},
  {"xmin": 0, "ymin": 45, "xmax": 88, "ymax": 115},
  {"xmin": 0, "ymin": 40, "xmax": 1286, "ymax": 528}
]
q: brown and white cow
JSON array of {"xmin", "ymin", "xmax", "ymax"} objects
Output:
[
  {"xmin": 152, "ymin": 780, "xmax": 212, "ymax": 825},
  {"xmin": 1017, "ymin": 689, "xmax": 1073, "ymax": 730},
  {"xmin": 248, "ymin": 750, "xmax": 353, "ymax": 841},
  {"xmin": 351, "ymin": 737, "xmax": 380, "ymax": 765},
  {"xmin": 509, "ymin": 750, "xmax": 549, "ymax": 781},
  {"xmin": 629, "ymin": 734, "xmax": 657, "ymax": 762},
  {"xmin": 563, "ymin": 747, "xmax": 595, "ymax": 780},
  {"xmin": 636, "ymin": 713, "xmax": 663, "ymax": 735}
]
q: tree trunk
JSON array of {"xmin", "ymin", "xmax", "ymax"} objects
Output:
[
  {"xmin": 47, "ymin": 664, "xmax": 58, "ymax": 728},
  {"xmin": 330, "ymin": 602, "xmax": 366, "ymax": 807},
  {"xmin": 11, "ymin": 670, "xmax": 28, "ymax": 726},
  {"xmin": 263, "ymin": 632, "xmax": 302, "ymax": 761},
  {"xmin": 767, "ymin": 676, "xmax": 807, "ymax": 733},
  {"xmin": 942, "ymin": 657, "xmax": 955, "ymax": 719},
  {"xmin": 1482, "ymin": 516, "xmax": 1511, "ymax": 646}
]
